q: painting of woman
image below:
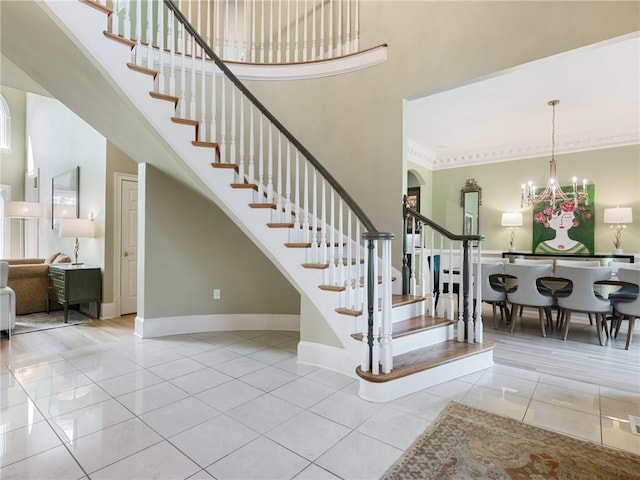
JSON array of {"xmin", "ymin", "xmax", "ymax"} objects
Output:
[{"xmin": 532, "ymin": 185, "xmax": 594, "ymax": 254}]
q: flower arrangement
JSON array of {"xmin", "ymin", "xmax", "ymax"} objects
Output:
[{"xmin": 534, "ymin": 201, "xmax": 592, "ymax": 229}]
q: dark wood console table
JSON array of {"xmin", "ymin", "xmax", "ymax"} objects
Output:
[
  {"xmin": 502, "ymin": 251, "xmax": 635, "ymax": 263},
  {"xmin": 48, "ymin": 264, "xmax": 102, "ymax": 322}
]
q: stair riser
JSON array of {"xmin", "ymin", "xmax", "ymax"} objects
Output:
[
  {"xmin": 392, "ymin": 324, "xmax": 454, "ymax": 355},
  {"xmin": 391, "ymin": 301, "xmax": 426, "ymax": 322},
  {"xmin": 358, "ymin": 349, "xmax": 494, "ymax": 402}
]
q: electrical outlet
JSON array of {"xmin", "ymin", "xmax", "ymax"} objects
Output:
[{"xmin": 213, "ymin": 289, "xmax": 221, "ymax": 300}]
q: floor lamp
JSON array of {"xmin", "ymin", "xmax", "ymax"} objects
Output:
[{"xmin": 4, "ymin": 201, "xmax": 43, "ymax": 258}]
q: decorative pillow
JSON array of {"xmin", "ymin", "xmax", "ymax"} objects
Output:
[
  {"xmin": 53, "ymin": 254, "xmax": 71, "ymax": 264},
  {"xmin": 45, "ymin": 252, "xmax": 61, "ymax": 264}
]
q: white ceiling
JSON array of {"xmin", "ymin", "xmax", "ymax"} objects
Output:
[{"xmin": 405, "ymin": 33, "xmax": 640, "ymax": 170}]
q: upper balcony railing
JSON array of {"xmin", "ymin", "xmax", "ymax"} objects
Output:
[{"xmin": 103, "ymin": 0, "xmax": 360, "ymax": 64}]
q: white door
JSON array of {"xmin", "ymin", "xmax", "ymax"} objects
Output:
[{"xmin": 120, "ymin": 179, "xmax": 138, "ymax": 314}]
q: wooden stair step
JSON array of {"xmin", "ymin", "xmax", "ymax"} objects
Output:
[
  {"xmin": 211, "ymin": 162, "xmax": 239, "ymax": 172},
  {"xmin": 232, "ymin": 183, "xmax": 259, "ymax": 191},
  {"xmin": 319, "ymin": 276, "xmax": 395, "ymax": 292},
  {"xmin": 335, "ymin": 294, "xmax": 426, "ymax": 317},
  {"xmin": 267, "ymin": 223, "xmax": 320, "ymax": 230},
  {"xmin": 302, "ymin": 259, "xmax": 364, "ymax": 269},
  {"xmin": 285, "ymin": 242, "xmax": 346, "ymax": 248},
  {"xmin": 127, "ymin": 62, "xmax": 158, "ymax": 78},
  {"xmin": 356, "ymin": 340, "xmax": 495, "ymax": 383},
  {"xmin": 103, "ymin": 31, "xmax": 136, "ymax": 49},
  {"xmin": 150, "ymin": 91, "xmax": 179, "ymax": 106},
  {"xmin": 81, "ymin": 0, "xmax": 111, "ymax": 15},
  {"xmin": 351, "ymin": 316, "xmax": 453, "ymax": 341},
  {"xmin": 171, "ymin": 117, "xmax": 199, "ymax": 142}
]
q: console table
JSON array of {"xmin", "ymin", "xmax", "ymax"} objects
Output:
[
  {"xmin": 48, "ymin": 264, "xmax": 102, "ymax": 322},
  {"xmin": 502, "ymin": 251, "xmax": 635, "ymax": 263}
]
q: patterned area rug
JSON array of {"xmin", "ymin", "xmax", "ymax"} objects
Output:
[
  {"xmin": 10, "ymin": 310, "xmax": 92, "ymax": 335},
  {"xmin": 383, "ymin": 402, "xmax": 640, "ymax": 480}
]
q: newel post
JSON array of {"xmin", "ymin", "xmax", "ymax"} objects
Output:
[
  {"xmin": 362, "ymin": 232, "xmax": 394, "ymax": 374},
  {"xmin": 402, "ymin": 195, "xmax": 410, "ymax": 295}
]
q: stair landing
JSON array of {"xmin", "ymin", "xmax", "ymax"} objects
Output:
[{"xmin": 355, "ymin": 339, "xmax": 495, "ymax": 402}]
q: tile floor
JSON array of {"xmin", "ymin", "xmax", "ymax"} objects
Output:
[{"xmin": 1, "ymin": 329, "xmax": 639, "ymax": 479}]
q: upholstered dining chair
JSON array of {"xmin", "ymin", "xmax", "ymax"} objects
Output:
[
  {"xmin": 611, "ymin": 267, "xmax": 640, "ymax": 350},
  {"xmin": 513, "ymin": 258, "xmax": 555, "ymax": 266},
  {"xmin": 504, "ymin": 263, "xmax": 554, "ymax": 337},
  {"xmin": 555, "ymin": 265, "xmax": 612, "ymax": 346},
  {"xmin": 605, "ymin": 262, "xmax": 640, "ymax": 328},
  {"xmin": 1, "ymin": 261, "xmax": 16, "ymax": 339},
  {"xmin": 473, "ymin": 262, "xmax": 508, "ymax": 328},
  {"xmin": 555, "ymin": 259, "xmax": 601, "ymax": 268}
]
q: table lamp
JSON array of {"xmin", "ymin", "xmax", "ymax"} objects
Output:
[
  {"xmin": 603, "ymin": 207, "xmax": 632, "ymax": 254},
  {"xmin": 501, "ymin": 212, "xmax": 523, "ymax": 252},
  {"xmin": 59, "ymin": 218, "xmax": 95, "ymax": 265}
]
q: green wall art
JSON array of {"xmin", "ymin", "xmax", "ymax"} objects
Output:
[{"xmin": 532, "ymin": 184, "xmax": 595, "ymax": 254}]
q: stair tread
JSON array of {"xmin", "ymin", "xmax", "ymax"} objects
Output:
[
  {"xmin": 81, "ymin": 0, "xmax": 111, "ymax": 15},
  {"xmin": 232, "ymin": 183, "xmax": 259, "ymax": 190},
  {"xmin": 103, "ymin": 31, "xmax": 136, "ymax": 49},
  {"xmin": 211, "ymin": 163, "xmax": 239, "ymax": 171},
  {"xmin": 150, "ymin": 91, "xmax": 179, "ymax": 105},
  {"xmin": 352, "ymin": 315, "xmax": 453, "ymax": 341},
  {"xmin": 171, "ymin": 117, "xmax": 199, "ymax": 126},
  {"xmin": 127, "ymin": 62, "xmax": 158, "ymax": 78},
  {"xmin": 356, "ymin": 340, "xmax": 495, "ymax": 383},
  {"xmin": 336, "ymin": 294, "xmax": 426, "ymax": 317}
]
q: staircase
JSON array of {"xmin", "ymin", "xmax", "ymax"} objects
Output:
[{"xmin": 10, "ymin": 0, "xmax": 493, "ymax": 402}]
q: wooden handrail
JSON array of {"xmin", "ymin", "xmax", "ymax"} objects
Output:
[{"xmin": 164, "ymin": 0, "xmax": 378, "ymax": 234}]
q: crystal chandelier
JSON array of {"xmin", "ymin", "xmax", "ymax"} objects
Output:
[{"xmin": 521, "ymin": 100, "xmax": 588, "ymax": 208}]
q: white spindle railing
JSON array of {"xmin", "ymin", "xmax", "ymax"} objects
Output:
[
  {"xmin": 402, "ymin": 198, "xmax": 484, "ymax": 343},
  {"xmin": 95, "ymin": 0, "xmax": 361, "ymax": 64},
  {"xmin": 91, "ymin": 0, "xmax": 393, "ymax": 375}
]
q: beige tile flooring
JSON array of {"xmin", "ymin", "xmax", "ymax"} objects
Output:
[{"xmin": 1, "ymin": 312, "xmax": 639, "ymax": 479}]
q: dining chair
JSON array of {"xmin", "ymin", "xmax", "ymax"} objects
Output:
[
  {"xmin": 606, "ymin": 261, "xmax": 640, "ymax": 326},
  {"xmin": 513, "ymin": 258, "xmax": 555, "ymax": 266},
  {"xmin": 611, "ymin": 267, "xmax": 640, "ymax": 350},
  {"xmin": 555, "ymin": 265, "xmax": 612, "ymax": 346},
  {"xmin": 504, "ymin": 263, "xmax": 554, "ymax": 337},
  {"xmin": 555, "ymin": 259, "xmax": 601, "ymax": 267},
  {"xmin": 473, "ymin": 262, "xmax": 508, "ymax": 328}
]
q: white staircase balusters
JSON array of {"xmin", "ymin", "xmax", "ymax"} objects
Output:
[
  {"xmin": 145, "ymin": 0, "xmax": 153, "ymax": 70},
  {"xmin": 199, "ymin": 54, "xmax": 206, "ymax": 141},
  {"xmin": 220, "ymin": 76, "xmax": 227, "ymax": 161},
  {"xmin": 190, "ymin": 37, "xmax": 196, "ymax": 123},
  {"xmin": 179, "ymin": 23, "xmax": 186, "ymax": 117},
  {"xmin": 284, "ymin": 140, "xmax": 292, "ymax": 223},
  {"xmin": 210, "ymin": 61, "xmax": 217, "ymax": 144},
  {"xmin": 302, "ymin": 159, "xmax": 310, "ymax": 243},
  {"xmin": 266, "ymin": 125, "xmax": 273, "ymax": 203},
  {"xmin": 168, "ymin": 11, "xmax": 176, "ymax": 97},
  {"xmin": 248, "ymin": 106, "xmax": 255, "ymax": 182},
  {"xmin": 239, "ymin": 96, "xmax": 245, "ymax": 176},
  {"xmin": 380, "ymin": 236, "xmax": 393, "ymax": 374},
  {"xmin": 158, "ymin": 4, "xmax": 165, "ymax": 90},
  {"xmin": 302, "ymin": 0, "xmax": 308, "ymax": 62},
  {"xmin": 257, "ymin": 114, "xmax": 264, "ymax": 197},
  {"xmin": 230, "ymin": 84, "xmax": 237, "ymax": 171}
]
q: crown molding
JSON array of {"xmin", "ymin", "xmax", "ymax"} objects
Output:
[{"xmin": 420, "ymin": 126, "xmax": 639, "ymax": 171}]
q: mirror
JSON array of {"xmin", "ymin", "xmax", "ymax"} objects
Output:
[
  {"xmin": 460, "ymin": 178, "xmax": 481, "ymax": 236},
  {"xmin": 52, "ymin": 166, "xmax": 79, "ymax": 232}
]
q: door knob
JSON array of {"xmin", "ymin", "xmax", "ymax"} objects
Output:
[{"xmin": 124, "ymin": 252, "xmax": 129, "ymax": 257}]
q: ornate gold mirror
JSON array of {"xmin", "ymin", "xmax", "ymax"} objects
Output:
[{"xmin": 460, "ymin": 179, "xmax": 482, "ymax": 236}]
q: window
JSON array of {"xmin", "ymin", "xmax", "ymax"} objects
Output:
[{"xmin": 0, "ymin": 94, "xmax": 10, "ymax": 150}]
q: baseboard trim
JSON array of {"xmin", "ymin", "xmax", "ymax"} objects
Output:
[
  {"xmin": 99, "ymin": 302, "xmax": 116, "ymax": 319},
  {"xmin": 297, "ymin": 340, "xmax": 358, "ymax": 379},
  {"xmin": 135, "ymin": 313, "xmax": 300, "ymax": 338}
]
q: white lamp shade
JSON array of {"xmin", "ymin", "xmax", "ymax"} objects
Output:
[
  {"xmin": 501, "ymin": 212, "xmax": 523, "ymax": 227},
  {"xmin": 59, "ymin": 218, "xmax": 95, "ymax": 238},
  {"xmin": 603, "ymin": 207, "xmax": 632, "ymax": 224},
  {"xmin": 4, "ymin": 201, "xmax": 42, "ymax": 219},
  {"xmin": 53, "ymin": 204, "xmax": 77, "ymax": 219}
]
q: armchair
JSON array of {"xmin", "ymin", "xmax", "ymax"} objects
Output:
[{"xmin": 1, "ymin": 261, "xmax": 16, "ymax": 338}]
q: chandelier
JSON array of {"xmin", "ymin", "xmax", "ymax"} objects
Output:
[{"xmin": 521, "ymin": 100, "xmax": 588, "ymax": 208}]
